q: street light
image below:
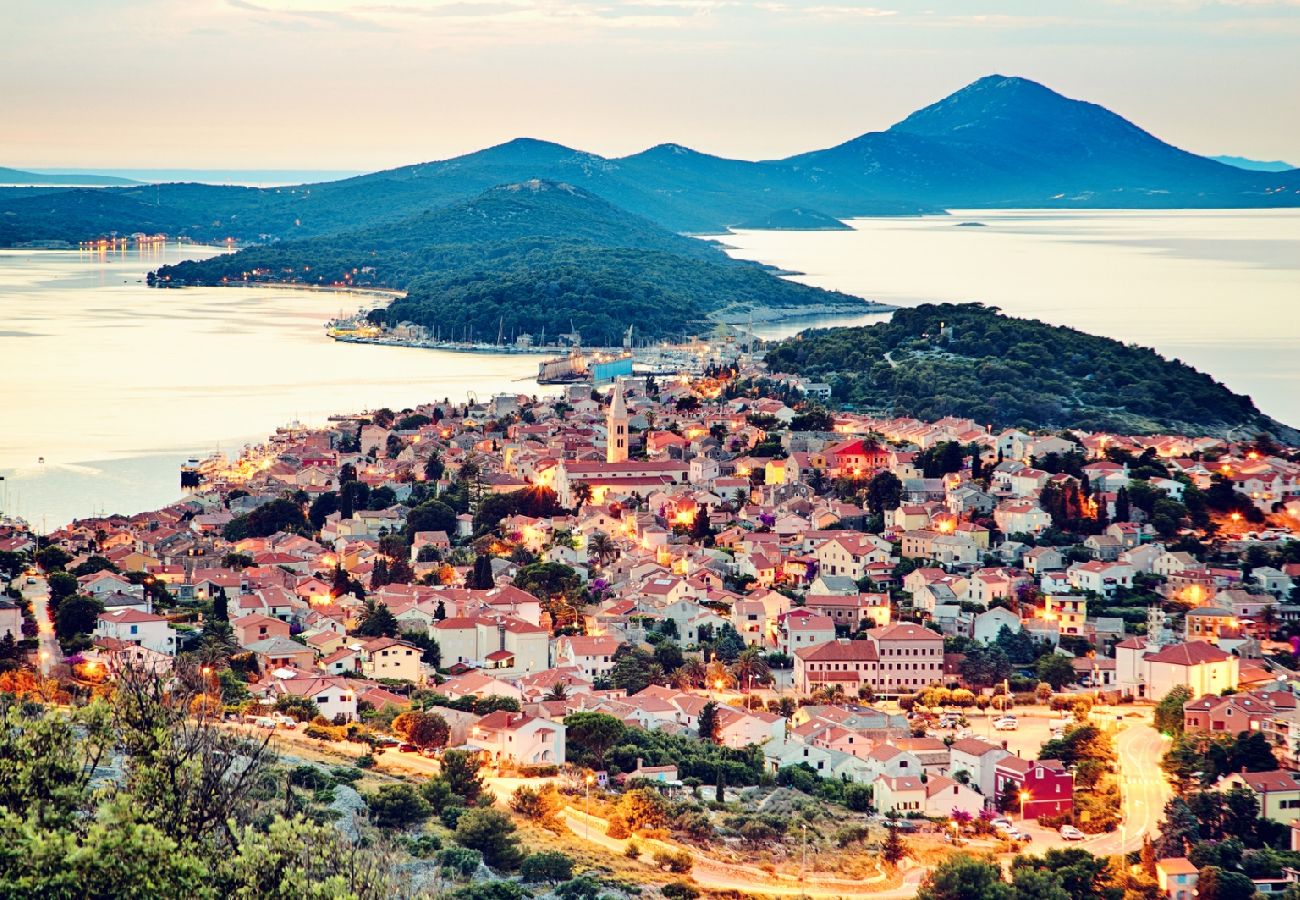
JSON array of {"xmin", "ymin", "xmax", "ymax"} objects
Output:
[
  {"xmin": 1019, "ymin": 790, "xmax": 1030, "ymax": 824},
  {"xmin": 585, "ymin": 773, "xmax": 595, "ymax": 838}
]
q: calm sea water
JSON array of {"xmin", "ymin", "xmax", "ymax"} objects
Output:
[
  {"xmin": 736, "ymin": 209, "xmax": 1300, "ymax": 428},
  {"xmin": 0, "ymin": 245, "xmax": 538, "ymax": 528},
  {"xmin": 4, "ymin": 210, "xmax": 1297, "ymax": 528}
]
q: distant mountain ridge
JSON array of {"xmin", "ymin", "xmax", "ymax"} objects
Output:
[
  {"xmin": 2, "ymin": 74, "xmax": 1298, "ymax": 246},
  {"xmin": 0, "ymin": 166, "xmax": 140, "ymax": 187},
  {"xmin": 1210, "ymin": 155, "xmax": 1295, "ymax": 173}
]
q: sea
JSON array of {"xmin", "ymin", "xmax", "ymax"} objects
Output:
[
  {"xmin": 0, "ymin": 244, "xmax": 539, "ymax": 529},
  {"xmin": 2, "ymin": 208, "xmax": 1298, "ymax": 529}
]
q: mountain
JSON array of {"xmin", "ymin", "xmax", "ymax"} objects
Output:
[
  {"xmin": 734, "ymin": 208, "xmax": 851, "ymax": 231},
  {"xmin": 1210, "ymin": 155, "xmax": 1296, "ymax": 173},
  {"xmin": 152, "ymin": 179, "xmax": 868, "ymax": 343},
  {"xmin": 765, "ymin": 303, "xmax": 1294, "ymax": 436},
  {"xmin": 0, "ymin": 166, "xmax": 140, "ymax": 187},
  {"xmin": 3, "ymin": 75, "xmax": 1298, "ymax": 247},
  {"xmin": 785, "ymin": 75, "xmax": 1297, "ymax": 208}
]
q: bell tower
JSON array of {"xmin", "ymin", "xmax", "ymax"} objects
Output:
[{"xmin": 607, "ymin": 380, "xmax": 628, "ymax": 464}]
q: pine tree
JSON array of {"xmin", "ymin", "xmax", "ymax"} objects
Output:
[
  {"xmin": 882, "ymin": 825, "xmax": 907, "ymax": 867},
  {"xmin": 213, "ymin": 586, "xmax": 229, "ymax": 622},
  {"xmin": 1115, "ymin": 487, "xmax": 1131, "ymax": 523}
]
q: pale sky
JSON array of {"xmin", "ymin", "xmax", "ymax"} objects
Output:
[{"xmin": 5, "ymin": 0, "xmax": 1299, "ymax": 170}]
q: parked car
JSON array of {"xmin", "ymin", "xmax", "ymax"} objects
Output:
[
  {"xmin": 994, "ymin": 717, "xmax": 1018, "ymax": 731},
  {"xmin": 1060, "ymin": 825, "xmax": 1085, "ymax": 841},
  {"xmin": 398, "ymin": 743, "xmax": 418, "ymax": 753}
]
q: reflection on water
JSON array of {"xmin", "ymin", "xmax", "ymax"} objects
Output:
[
  {"xmin": 0, "ymin": 244, "xmax": 540, "ymax": 527},
  {"xmin": 719, "ymin": 209, "xmax": 1300, "ymax": 427}
]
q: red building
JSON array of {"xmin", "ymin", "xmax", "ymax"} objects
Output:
[
  {"xmin": 825, "ymin": 440, "xmax": 890, "ymax": 478},
  {"xmin": 993, "ymin": 757, "xmax": 1074, "ymax": 820}
]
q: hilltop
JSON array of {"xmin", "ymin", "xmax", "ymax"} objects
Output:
[
  {"xmin": 3, "ymin": 75, "xmax": 1297, "ymax": 245},
  {"xmin": 153, "ymin": 180, "xmax": 867, "ymax": 343},
  {"xmin": 764, "ymin": 303, "xmax": 1295, "ymax": 437},
  {"xmin": 0, "ymin": 166, "xmax": 139, "ymax": 187}
]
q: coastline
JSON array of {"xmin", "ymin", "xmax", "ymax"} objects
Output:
[{"xmin": 710, "ymin": 300, "xmax": 896, "ymax": 327}]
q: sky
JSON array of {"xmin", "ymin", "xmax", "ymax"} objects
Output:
[{"xmin": 5, "ymin": 0, "xmax": 1299, "ymax": 171}]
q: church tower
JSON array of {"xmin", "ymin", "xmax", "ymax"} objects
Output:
[{"xmin": 606, "ymin": 380, "xmax": 628, "ymax": 464}]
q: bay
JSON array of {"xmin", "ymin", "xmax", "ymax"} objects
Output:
[
  {"xmin": 0, "ymin": 245, "xmax": 538, "ymax": 528},
  {"xmin": 732, "ymin": 209, "xmax": 1300, "ymax": 428}
]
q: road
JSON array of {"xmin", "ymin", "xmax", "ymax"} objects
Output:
[
  {"xmin": 18, "ymin": 575, "xmax": 60, "ymax": 676},
  {"xmin": 1085, "ymin": 722, "xmax": 1170, "ymax": 856}
]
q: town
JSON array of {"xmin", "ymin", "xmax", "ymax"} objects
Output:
[{"xmin": 4, "ymin": 361, "xmax": 1300, "ymax": 900}]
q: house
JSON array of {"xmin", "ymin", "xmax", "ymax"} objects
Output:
[
  {"xmin": 1219, "ymin": 770, "xmax": 1300, "ymax": 825},
  {"xmin": 468, "ymin": 711, "xmax": 566, "ymax": 765},
  {"xmin": 0, "ymin": 599, "xmax": 21, "ymax": 641},
  {"xmin": 93, "ymin": 608, "xmax": 177, "ymax": 657},
  {"xmin": 1156, "ymin": 858, "xmax": 1199, "ymax": 900},
  {"xmin": 1043, "ymin": 595, "xmax": 1087, "ymax": 637},
  {"xmin": 923, "ymin": 775, "xmax": 985, "ymax": 818},
  {"xmin": 555, "ymin": 635, "xmax": 623, "ymax": 681},
  {"xmin": 1115, "ymin": 638, "xmax": 1239, "ymax": 700},
  {"xmin": 269, "ymin": 676, "xmax": 358, "ymax": 723},
  {"xmin": 972, "ymin": 607, "xmax": 1020, "ymax": 644},
  {"xmin": 874, "ymin": 775, "xmax": 926, "ymax": 815},
  {"xmin": 234, "ymin": 613, "xmax": 291, "ymax": 648},
  {"xmin": 948, "ymin": 738, "xmax": 1011, "ymax": 799},
  {"xmin": 993, "ymin": 756, "xmax": 1074, "ymax": 820},
  {"xmin": 779, "ymin": 612, "xmax": 837, "ymax": 655},
  {"xmin": 245, "ymin": 636, "xmax": 315, "ymax": 671},
  {"xmin": 359, "ymin": 637, "xmax": 423, "ymax": 682}
]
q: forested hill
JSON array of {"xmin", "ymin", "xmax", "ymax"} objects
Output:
[
  {"xmin": 153, "ymin": 180, "xmax": 864, "ymax": 344},
  {"xmin": 765, "ymin": 303, "xmax": 1292, "ymax": 436}
]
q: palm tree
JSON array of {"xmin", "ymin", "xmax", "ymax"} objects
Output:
[
  {"xmin": 730, "ymin": 647, "xmax": 772, "ymax": 693},
  {"xmin": 544, "ymin": 682, "xmax": 569, "ymax": 701},
  {"xmin": 674, "ymin": 658, "xmax": 707, "ymax": 690},
  {"xmin": 1258, "ymin": 602, "xmax": 1278, "ymax": 642},
  {"xmin": 588, "ymin": 531, "xmax": 617, "ymax": 567}
]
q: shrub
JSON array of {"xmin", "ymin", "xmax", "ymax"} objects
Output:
[
  {"xmin": 441, "ymin": 805, "xmax": 467, "ymax": 829},
  {"xmin": 436, "ymin": 847, "xmax": 483, "ymax": 879},
  {"xmin": 454, "ymin": 808, "xmax": 525, "ymax": 870},
  {"xmin": 366, "ymin": 783, "xmax": 431, "ymax": 831},
  {"xmin": 625, "ymin": 841, "xmax": 640, "ymax": 859},
  {"xmin": 510, "ymin": 783, "xmax": 560, "ymax": 822},
  {"xmin": 662, "ymin": 883, "xmax": 699, "ymax": 900},
  {"xmin": 520, "ymin": 851, "xmax": 574, "ymax": 884},
  {"xmin": 355, "ymin": 754, "xmax": 376, "ymax": 769},
  {"xmin": 653, "ymin": 849, "xmax": 693, "ymax": 874}
]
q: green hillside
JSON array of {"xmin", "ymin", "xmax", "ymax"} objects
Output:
[
  {"xmin": 153, "ymin": 180, "xmax": 865, "ymax": 343},
  {"xmin": 765, "ymin": 303, "xmax": 1290, "ymax": 435}
]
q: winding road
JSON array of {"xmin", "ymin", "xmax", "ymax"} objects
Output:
[{"xmin": 1085, "ymin": 722, "xmax": 1170, "ymax": 856}]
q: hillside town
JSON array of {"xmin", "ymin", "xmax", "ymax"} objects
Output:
[{"xmin": 5, "ymin": 365, "xmax": 1300, "ymax": 898}]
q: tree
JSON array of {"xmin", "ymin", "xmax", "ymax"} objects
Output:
[
  {"xmin": 366, "ymin": 783, "xmax": 431, "ymax": 830},
  {"xmin": 619, "ymin": 788, "xmax": 668, "ymax": 831},
  {"xmin": 730, "ymin": 646, "xmax": 771, "ymax": 691},
  {"xmin": 1155, "ymin": 686, "xmax": 1193, "ymax": 737},
  {"xmin": 454, "ymin": 809, "xmax": 524, "ymax": 870},
  {"xmin": 439, "ymin": 750, "xmax": 484, "ymax": 805},
  {"xmin": 1197, "ymin": 866, "xmax": 1256, "ymax": 900},
  {"xmin": 468, "ymin": 555, "xmax": 495, "ymax": 590},
  {"xmin": 405, "ymin": 500, "xmax": 458, "ymax": 541},
  {"xmin": 354, "ymin": 601, "xmax": 398, "ymax": 638},
  {"xmin": 882, "ymin": 825, "xmax": 908, "ymax": 867},
  {"xmin": 55, "ymin": 595, "xmax": 104, "ymax": 642},
  {"xmin": 866, "ymin": 471, "xmax": 904, "ymax": 518},
  {"xmin": 609, "ymin": 646, "xmax": 658, "ymax": 694},
  {"xmin": 960, "ymin": 646, "xmax": 1012, "ymax": 687},
  {"xmin": 510, "ymin": 784, "xmax": 560, "ymax": 822},
  {"xmin": 562, "ymin": 712, "xmax": 626, "ymax": 769},
  {"xmin": 917, "ymin": 853, "xmax": 1011, "ymax": 900},
  {"xmin": 36, "ymin": 546, "xmax": 72, "ymax": 572},
  {"xmin": 520, "ymin": 851, "xmax": 573, "ymax": 884},
  {"xmin": 392, "ymin": 711, "xmax": 450, "ymax": 750},
  {"xmin": 1035, "ymin": 654, "xmax": 1076, "ymax": 691},
  {"xmin": 697, "ymin": 701, "xmax": 720, "ymax": 744}
]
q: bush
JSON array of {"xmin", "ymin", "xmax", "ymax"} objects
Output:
[
  {"xmin": 355, "ymin": 754, "xmax": 376, "ymax": 769},
  {"xmin": 441, "ymin": 805, "xmax": 467, "ymax": 829},
  {"xmin": 653, "ymin": 849, "xmax": 693, "ymax": 874},
  {"xmin": 662, "ymin": 883, "xmax": 700, "ymax": 900},
  {"xmin": 520, "ymin": 851, "xmax": 574, "ymax": 884},
  {"xmin": 844, "ymin": 782, "xmax": 873, "ymax": 812},
  {"xmin": 436, "ymin": 847, "xmax": 483, "ymax": 879},
  {"xmin": 510, "ymin": 783, "xmax": 560, "ymax": 822},
  {"xmin": 556, "ymin": 875, "xmax": 603, "ymax": 900},
  {"xmin": 454, "ymin": 808, "xmax": 525, "ymax": 870},
  {"xmin": 366, "ymin": 783, "xmax": 431, "ymax": 831},
  {"xmin": 452, "ymin": 883, "xmax": 529, "ymax": 900},
  {"xmin": 624, "ymin": 841, "xmax": 640, "ymax": 859}
]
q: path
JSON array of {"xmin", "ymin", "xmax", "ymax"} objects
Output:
[{"xmin": 19, "ymin": 575, "xmax": 60, "ymax": 676}]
